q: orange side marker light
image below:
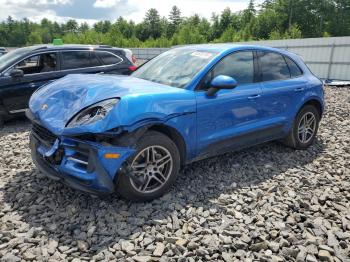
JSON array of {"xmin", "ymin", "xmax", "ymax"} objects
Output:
[{"xmin": 104, "ymin": 153, "xmax": 121, "ymax": 159}]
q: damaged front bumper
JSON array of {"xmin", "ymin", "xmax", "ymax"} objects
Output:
[{"xmin": 29, "ymin": 122, "xmax": 135, "ymax": 195}]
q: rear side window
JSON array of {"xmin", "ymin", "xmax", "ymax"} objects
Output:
[
  {"xmin": 97, "ymin": 52, "xmax": 122, "ymax": 65},
  {"xmin": 90, "ymin": 52, "xmax": 101, "ymax": 67},
  {"xmin": 259, "ymin": 52, "xmax": 290, "ymax": 81},
  {"xmin": 285, "ymin": 57, "xmax": 303, "ymax": 77},
  {"xmin": 61, "ymin": 51, "xmax": 101, "ymax": 70}
]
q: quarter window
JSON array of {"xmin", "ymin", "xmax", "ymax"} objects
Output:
[
  {"xmin": 285, "ymin": 57, "xmax": 303, "ymax": 77},
  {"xmin": 61, "ymin": 51, "xmax": 101, "ymax": 70},
  {"xmin": 97, "ymin": 52, "xmax": 122, "ymax": 65},
  {"xmin": 14, "ymin": 53, "xmax": 57, "ymax": 75},
  {"xmin": 259, "ymin": 52, "xmax": 290, "ymax": 81}
]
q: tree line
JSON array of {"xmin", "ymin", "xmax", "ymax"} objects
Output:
[{"xmin": 0, "ymin": 0, "xmax": 349, "ymax": 48}]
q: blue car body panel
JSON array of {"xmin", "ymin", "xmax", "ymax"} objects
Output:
[
  {"xmin": 28, "ymin": 44, "xmax": 324, "ymax": 195},
  {"xmin": 29, "ymin": 74, "xmax": 196, "ymax": 135}
]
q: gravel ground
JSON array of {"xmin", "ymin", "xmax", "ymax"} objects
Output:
[{"xmin": 0, "ymin": 86, "xmax": 349, "ymax": 262}]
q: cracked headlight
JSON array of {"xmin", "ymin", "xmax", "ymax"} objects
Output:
[{"xmin": 67, "ymin": 98, "xmax": 119, "ymax": 128}]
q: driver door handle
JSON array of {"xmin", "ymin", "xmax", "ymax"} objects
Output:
[
  {"xmin": 294, "ymin": 87, "xmax": 304, "ymax": 92},
  {"xmin": 248, "ymin": 94, "xmax": 261, "ymax": 99}
]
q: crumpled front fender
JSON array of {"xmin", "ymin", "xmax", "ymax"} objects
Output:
[{"xmin": 28, "ymin": 74, "xmax": 196, "ymax": 136}]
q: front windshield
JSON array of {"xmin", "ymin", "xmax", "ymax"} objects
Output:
[
  {"xmin": 0, "ymin": 46, "xmax": 37, "ymax": 72},
  {"xmin": 132, "ymin": 48, "xmax": 218, "ymax": 88}
]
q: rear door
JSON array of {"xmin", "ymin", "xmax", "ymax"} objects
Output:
[
  {"xmin": 0, "ymin": 52, "xmax": 60, "ymax": 113},
  {"xmin": 59, "ymin": 50, "xmax": 103, "ymax": 74},
  {"xmin": 257, "ymin": 51, "xmax": 306, "ymax": 131}
]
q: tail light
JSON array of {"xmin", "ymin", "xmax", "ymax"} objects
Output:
[
  {"xmin": 128, "ymin": 65, "xmax": 138, "ymax": 72},
  {"xmin": 132, "ymin": 54, "xmax": 137, "ymax": 64}
]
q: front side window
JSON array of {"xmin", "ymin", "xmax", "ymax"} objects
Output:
[
  {"xmin": 132, "ymin": 48, "xmax": 218, "ymax": 89},
  {"xmin": 97, "ymin": 52, "xmax": 122, "ymax": 65},
  {"xmin": 199, "ymin": 51, "xmax": 255, "ymax": 90},
  {"xmin": 61, "ymin": 51, "xmax": 100, "ymax": 70},
  {"xmin": 14, "ymin": 53, "xmax": 57, "ymax": 75},
  {"xmin": 0, "ymin": 46, "xmax": 38, "ymax": 72},
  {"xmin": 213, "ymin": 51, "xmax": 254, "ymax": 84},
  {"xmin": 259, "ymin": 52, "xmax": 290, "ymax": 81}
]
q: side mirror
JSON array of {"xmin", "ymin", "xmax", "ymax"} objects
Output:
[
  {"xmin": 206, "ymin": 75, "xmax": 238, "ymax": 96},
  {"xmin": 10, "ymin": 69, "xmax": 24, "ymax": 79}
]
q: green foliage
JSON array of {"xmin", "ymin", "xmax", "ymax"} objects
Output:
[
  {"xmin": 27, "ymin": 30, "xmax": 42, "ymax": 45},
  {"xmin": 0, "ymin": 1, "xmax": 349, "ymax": 48}
]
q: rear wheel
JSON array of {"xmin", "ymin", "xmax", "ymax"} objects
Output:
[
  {"xmin": 283, "ymin": 105, "xmax": 320, "ymax": 149},
  {"xmin": 116, "ymin": 131, "xmax": 180, "ymax": 202}
]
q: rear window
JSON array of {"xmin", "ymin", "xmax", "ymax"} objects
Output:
[
  {"xmin": 259, "ymin": 52, "xmax": 290, "ymax": 81},
  {"xmin": 97, "ymin": 52, "xmax": 122, "ymax": 65},
  {"xmin": 61, "ymin": 51, "xmax": 101, "ymax": 70}
]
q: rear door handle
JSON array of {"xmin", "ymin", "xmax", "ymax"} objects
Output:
[
  {"xmin": 29, "ymin": 83, "xmax": 36, "ymax": 88},
  {"xmin": 294, "ymin": 87, "xmax": 304, "ymax": 92},
  {"xmin": 248, "ymin": 94, "xmax": 261, "ymax": 99}
]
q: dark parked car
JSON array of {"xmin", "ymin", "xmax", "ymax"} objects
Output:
[
  {"xmin": 0, "ymin": 44, "xmax": 137, "ymax": 125},
  {"xmin": 0, "ymin": 47, "xmax": 6, "ymax": 57}
]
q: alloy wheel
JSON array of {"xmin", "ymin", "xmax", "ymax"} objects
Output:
[
  {"xmin": 297, "ymin": 112, "xmax": 316, "ymax": 143},
  {"xmin": 130, "ymin": 145, "xmax": 173, "ymax": 193}
]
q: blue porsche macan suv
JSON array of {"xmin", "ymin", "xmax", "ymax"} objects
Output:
[{"xmin": 27, "ymin": 44, "xmax": 324, "ymax": 201}]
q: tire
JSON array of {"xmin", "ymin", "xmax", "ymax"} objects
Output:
[
  {"xmin": 116, "ymin": 131, "xmax": 180, "ymax": 202},
  {"xmin": 283, "ymin": 105, "xmax": 320, "ymax": 149}
]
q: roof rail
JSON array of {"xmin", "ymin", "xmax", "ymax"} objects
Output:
[
  {"xmin": 99, "ymin": 45, "xmax": 112, "ymax": 48},
  {"xmin": 34, "ymin": 46, "xmax": 48, "ymax": 51}
]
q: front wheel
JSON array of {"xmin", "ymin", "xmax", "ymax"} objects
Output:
[
  {"xmin": 283, "ymin": 105, "xmax": 320, "ymax": 149},
  {"xmin": 116, "ymin": 131, "xmax": 180, "ymax": 202}
]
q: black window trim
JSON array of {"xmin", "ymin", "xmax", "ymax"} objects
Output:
[
  {"xmin": 256, "ymin": 50, "xmax": 304, "ymax": 84},
  {"xmin": 195, "ymin": 50, "xmax": 259, "ymax": 92}
]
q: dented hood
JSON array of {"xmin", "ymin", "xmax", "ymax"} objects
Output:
[{"xmin": 29, "ymin": 74, "xmax": 195, "ymax": 135}]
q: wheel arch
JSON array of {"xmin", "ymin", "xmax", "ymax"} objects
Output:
[
  {"xmin": 147, "ymin": 124, "xmax": 187, "ymax": 166},
  {"xmin": 299, "ymin": 98, "xmax": 324, "ymax": 118},
  {"xmin": 115, "ymin": 122, "xmax": 187, "ymax": 166}
]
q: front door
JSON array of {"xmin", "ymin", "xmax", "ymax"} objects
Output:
[
  {"xmin": 0, "ymin": 52, "xmax": 60, "ymax": 113},
  {"xmin": 195, "ymin": 51, "xmax": 266, "ymax": 157}
]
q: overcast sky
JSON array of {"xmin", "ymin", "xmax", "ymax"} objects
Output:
[{"xmin": 0, "ymin": 0, "xmax": 264, "ymax": 24}]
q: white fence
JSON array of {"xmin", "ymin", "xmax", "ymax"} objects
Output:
[
  {"xmin": 130, "ymin": 36, "xmax": 350, "ymax": 81},
  {"xmin": 5, "ymin": 36, "xmax": 350, "ymax": 80}
]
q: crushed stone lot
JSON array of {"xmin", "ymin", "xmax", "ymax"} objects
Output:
[{"xmin": 0, "ymin": 86, "xmax": 349, "ymax": 262}]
